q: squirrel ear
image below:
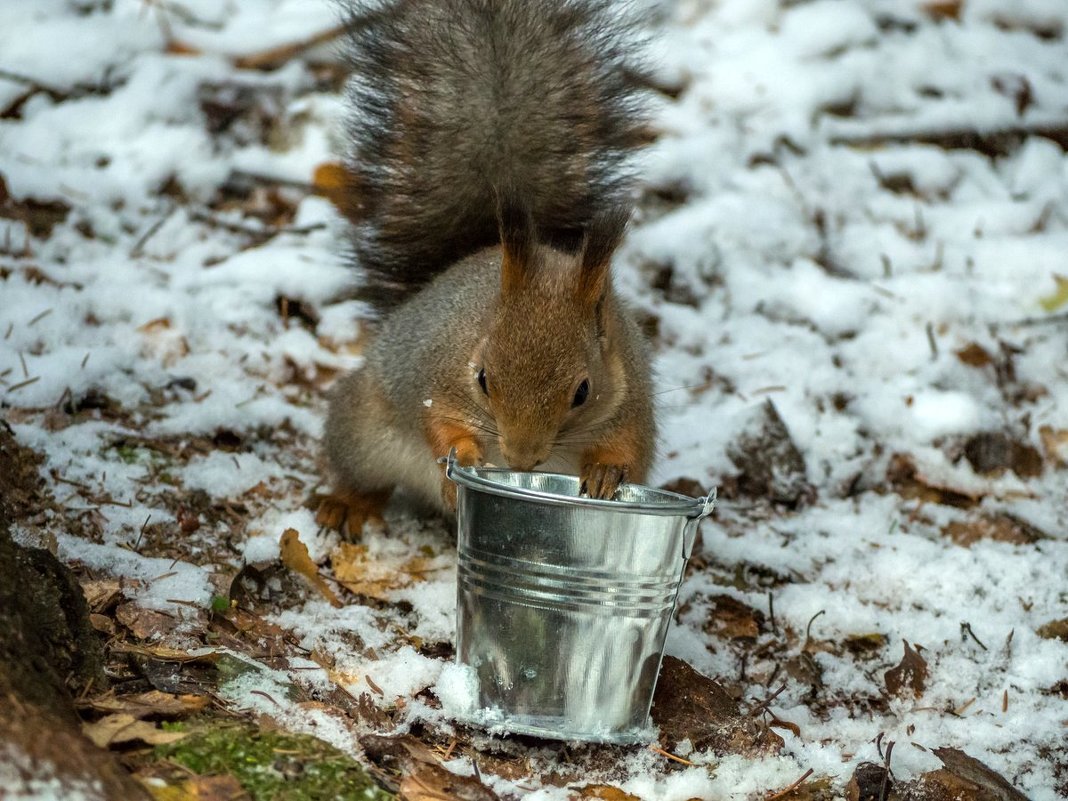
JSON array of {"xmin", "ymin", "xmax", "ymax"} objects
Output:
[
  {"xmin": 577, "ymin": 206, "xmax": 630, "ymax": 307},
  {"xmin": 496, "ymin": 190, "xmax": 536, "ymax": 297}
]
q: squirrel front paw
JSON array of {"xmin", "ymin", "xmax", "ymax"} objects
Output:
[
  {"xmin": 438, "ymin": 440, "xmax": 485, "ymax": 512},
  {"xmin": 315, "ymin": 489, "xmax": 390, "ymax": 539},
  {"xmin": 580, "ymin": 462, "xmax": 628, "ymax": 500}
]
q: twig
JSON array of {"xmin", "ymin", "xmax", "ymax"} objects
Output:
[
  {"xmin": 130, "ymin": 207, "xmax": 176, "ymax": 258},
  {"xmin": 765, "ymin": 768, "xmax": 814, "ymax": 800},
  {"xmin": 748, "ymin": 683, "xmax": 788, "ymax": 717},
  {"xmin": 134, "ymin": 514, "xmax": 151, "ymax": 550},
  {"xmin": 233, "ymin": 24, "xmax": 347, "ymax": 70},
  {"xmin": 6, "ymin": 376, "xmax": 40, "ymax": 393},
  {"xmin": 960, "ymin": 621, "xmax": 987, "ymax": 650},
  {"xmin": 805, "ymin": 609, "xmax": 826, "ymax": 642},
  {"xmin": 28, "ymin": 308, "xmax": 53, "ymax": 326},
  {"xmin": 830, "ymin": 120, "xmax": 1068, "ymax": 158},
  {"xmin": 250, "ymin": 689, "xmax": 280, "ymax": 707},
  {"xmin": 649, "ymin": 744, "xmax": 695, "ymax": 766}
]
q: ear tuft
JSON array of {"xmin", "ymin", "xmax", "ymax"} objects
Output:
[
  {"xmin": 496, "ymin": 187, "xmax": 536, "ymax": 296},
  {"xmin": 578, "ymin": 206, "xmax": 630, "ymax": 306}
]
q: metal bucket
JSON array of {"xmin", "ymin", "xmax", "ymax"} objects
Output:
[{"xmin": 446, "ymin": 454, "xmax": 715, "ymax": 743}]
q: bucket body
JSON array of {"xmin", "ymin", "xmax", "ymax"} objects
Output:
[{"xmin": 447, "ymin": 459, "xmax": 713, "ymax": 743}]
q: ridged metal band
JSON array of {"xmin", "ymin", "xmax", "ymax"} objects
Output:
[{"xmin": 457, "ymin": 546, "xmax": 682, "ymax": 617}]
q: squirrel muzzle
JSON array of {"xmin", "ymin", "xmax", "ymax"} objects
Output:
[{"xmin": 498, "ymin": 429, "xmax": 553, "ymax": 472}]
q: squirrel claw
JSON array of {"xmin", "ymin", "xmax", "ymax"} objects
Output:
[
  {"xmin": 580, "ymin": 463, "xmax": 628, "ymax": 500},
  {"xmin": 315, "ymin": 490, "xmax": 389, "ymax": 539}
]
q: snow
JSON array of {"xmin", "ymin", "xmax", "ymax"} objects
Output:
[
  {"xmin": 0, "ymin": 745, "xmax": 106, "ymax": 801},
  {"xmin": 2, "ymin": 0, "xmax": 1067, "ymax": 799}
]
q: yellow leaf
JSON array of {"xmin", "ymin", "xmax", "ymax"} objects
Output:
[
  {"xmin": 279, "ymin": 528, "xmax": 342, "ymax": 608},
  {"xmin": 331, "ymin": 542, "xmax": 439, "ymax": 601},
  {"xmin": 1038, "ymin": 273, "xmax": 1068, "ymax": 312},
  {"xmin": 82, "ymin": 714, "xmax": 187, "ymax": 748}
]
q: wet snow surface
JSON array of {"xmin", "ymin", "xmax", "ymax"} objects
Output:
[{"xmin": 2, "ymin": 0, "xmax": 1067, "ymax": 798}]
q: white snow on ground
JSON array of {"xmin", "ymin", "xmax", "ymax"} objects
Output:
[{"xmin": 1, "ymin": 1, "xmax": 1066, "ymax": 799}]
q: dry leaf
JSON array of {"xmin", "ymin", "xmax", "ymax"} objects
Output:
[
  {"xmin": 80, "ymin": 579, "xmax": 123, "ymax": 613},
  {"xmin": 651, "ymin": 656, "xmax": 784, "ymax": 757},
  {"xmin": 955, "ymin": 342, "xmax": 994, "ymax": 368},
  {"xmin": 279, "ymin": 528, "xmax": 342, "ymax": 608},
  {"xmin": 574, "ymin": 786, "xmax": 641, "ymax": 801},
  {"xmin": 962, "ymin": 432, "xmax": 1043, "ymax": 479},
  {"xmin": 79, "ymin": 690, "xmax": 210, "ymax": 719},
  {"xmin": 332, "ymin": 542, "xmax": 437, "ymax": 601},
  {"xmin": 929, "ymin": 747, "xmax": 1029, "ymax": 801},
  {"xmin": 943, "ymin": 514, "xmax": 1045, "ymax": 547},
  {"xmin": 1039, "ymin": 425, "xmax": 1068, "ymax": 466},
  {"xmin": 706, "ymin": 594, "xmax": 764, "ymax": 640},
  {"xmin": 1039, "ymin": 273, "xmax": 1068, "ymax": 313},
  {"xmin": 884, "ymin": 640, "xmax": 928, "ymax": 697},
  {"xmin": 115, "ymin": 602, "xmax": 180, "ymax": 640},
  {"xmin": 82, "ymin": 714, "xmax": 188, "ymax": 748},
  {"xmin": 1036, "ymin": 618, "xmax": 1068, "ymax": 641},
  {"xmin": 887, "ymin": 453, "xmax": 982, "ymax": 508},
  {"xmin": 160, "ymin": 775, "xmax": 251, "ymax": 801},
  {"xmin": 922, "ymin": 0, "xmax": 963, "ymax": 22}
]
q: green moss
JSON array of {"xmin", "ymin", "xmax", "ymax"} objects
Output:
[{"xmin": 156, "ymin": 725, "xmax": 393, "ymax": 801}]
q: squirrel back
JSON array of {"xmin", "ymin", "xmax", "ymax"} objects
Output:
[{"xmin": 342, "ymin": 0, "xmax": 649, "ymax": 308}]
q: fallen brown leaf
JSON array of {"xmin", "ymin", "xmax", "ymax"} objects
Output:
[
  {"xmin": 574, "ymin": 786, "xmax": 641, "ymax": 801},
  {"xmin": 705, "ymin": 594, "xmax": 765, "ymax": 640},
  {"xmin": 360, "ymin": 734, "xmax": 498, "ymax": 800},
  {"xmin": 1036, "ymin": 618, "xmax": 1068, "ymax": 641},
  {"xmin": 920, "ymin": 747, "xmax": 1030, "ymax": 801},
  {"xmin": 332, "ymin": 542, "xmax": 438, "ymax": 601},
  {"xmin": 887, "ymin": 453, "xmax": 982, "ymax": 508},
  {"xmin": 115, "ymin": 602, "xmax": 180, "ymax": 640},
  {"xmin": 79, "ymin": 690, "xmax": 210, "ymax": 719},
  {"xmin": 82, "ymin": 713, "xmax": 187, "ymax": 748},
  {"xmin": 922, "ymin": 1, "xmax": 963, "ymax": 22},
  {"xmin": 962, "ymin": 432, "xmax": 1042, "ymax": 479},
  {"xmin": 1039, "ymin": 425, "xmax": 1068, "ymax": 466},
  {"xmin": 80, "ymin": 578, "xmax": 123, "ymax": 613},
  {"xmin": 280, "ymin": 528, "xmax": 342, "ymax": 608},
  {"xmin": 943, "ymin": 513, "xmax": 1046, "ymax": 547},
  {"xmin": 955, "ymin": 342, "xmax": 994, "ymax": 368},
  {"xmin": 651, "ymin": 656, "xmax": 784, "ymax": 757},
  {"xmin": 166, "ymin": 775, "xmax": 251, "ymax": 801},
  {"xmin": 884, "ymin": 640, "xmax": 927, "ymax": 698}
]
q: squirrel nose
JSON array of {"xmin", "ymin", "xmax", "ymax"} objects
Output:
[{"xmin": 500, "ymin": 440, "xmax": 549, "ymax": 472}]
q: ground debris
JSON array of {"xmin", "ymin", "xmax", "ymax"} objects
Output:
[
  {"xmin": 884, "ymin": 641, "xmax": 928, "ymax": 698},
  {"xmin": 726, "ymin": 400, "xmax": 814, "ymax": 506},
  {"xmin": 651, "ymin": 656, "xmax": 784, "ymax": 756},
  {"xmin": 360, "ymin": 734, "xmax": 499, "ymax": 800}
]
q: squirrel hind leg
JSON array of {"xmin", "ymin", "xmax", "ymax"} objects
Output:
[{"xmin": 316, "ymin": 488, "xmax": 392, "ymax": 539}]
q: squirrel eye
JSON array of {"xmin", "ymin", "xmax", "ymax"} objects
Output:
[
  {"xmin": 477, "ymin": 367, "xmax": 488, "ymax": 395},
  {"xmin": 572, "ymin": 378, "xmax": 590, "ymax": 408}
]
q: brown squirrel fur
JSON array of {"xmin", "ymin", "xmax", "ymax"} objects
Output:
[{"xmin": 320, "ymin": 0, "xmax": 656, "ymax": 530}]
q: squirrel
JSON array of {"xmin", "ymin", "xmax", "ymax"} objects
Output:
[{"xmin": 318, "ymin": 0, "xmax": 657, "ymax": 532}]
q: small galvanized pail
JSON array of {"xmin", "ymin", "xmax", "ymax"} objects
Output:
[{"xmin": 446, "ymin": 454, "xmax": 715, "ymax": 743}]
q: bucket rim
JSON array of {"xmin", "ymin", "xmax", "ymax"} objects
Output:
[{"xmin": 445, "ymin": 452, "xmax": 715, "ymax": 519}]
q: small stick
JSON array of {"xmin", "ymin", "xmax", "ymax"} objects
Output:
[
  {"xmin": 649, "ymin": 744, "xmax": 695, "ymax": 766},
  {"xmin": 765, "ymin": 768, "xmax": 814, "ymax": 800},
  {"xmin": 805, "ymin": 609, "xmax": 826, "ymax": 642},
  {"xmin": 233, "ymin": 24, "xmax": 347, "ymax": 70},
  {"xmin": 28, "ymin": 308, "xmax": 53, "ymax": 326},
  {"xmin": 961, "ymin": 621, "xmax": 987, "ymax": 650},
  {"xmin": 6, "ymin": 376, "xmax": 40, "ymax": 392},
  {"xmin": 250, "ymin": 689, "xmax": 280, "ymax": 707},
  {"xmin": 1002, "ymin": 689, "xmax": 1008, "ymax": 712}
]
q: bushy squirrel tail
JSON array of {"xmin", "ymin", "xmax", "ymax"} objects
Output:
[{"xmin": 341, "ymin": 0, "xmax": 650, "ymax": 309}]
